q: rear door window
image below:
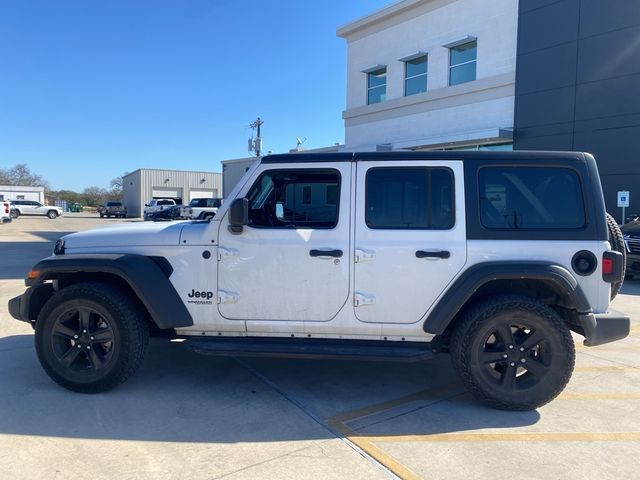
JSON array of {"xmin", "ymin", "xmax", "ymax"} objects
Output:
[
  {"xmin": 479, "ymin": 167, "xmax": 585, "ymax": 229},
  {"xmin": 365, "ymin": 167, "xmax": 454, "ymax": 230}
]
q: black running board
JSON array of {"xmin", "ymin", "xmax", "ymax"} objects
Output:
[{"xmin": 185, "ymin": 337, "xmax": 434, "ymax": 362}]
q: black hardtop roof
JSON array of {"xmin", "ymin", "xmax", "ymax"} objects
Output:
[{"xmin": 261, "ymin": 151, "xmax": 591, "ymax": 164}]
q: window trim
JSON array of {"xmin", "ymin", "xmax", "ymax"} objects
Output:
[
  {"xmin": 364, "ymin": 166, "xmax": 455, "ymax": 231},
  {"xmin": 448, "ymin": 40, "xmax": 477, "ymax": 86},
  {"xmin": 404, "ymin": 55, "xmax": 428, "ymax": 97},
  {"xmin": 245, "ymin": 168, "xmax": 342, "ymax": 230}
]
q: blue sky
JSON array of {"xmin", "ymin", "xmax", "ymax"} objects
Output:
[{"xmin": 0, "ymin": 0, "xmax": 391, "ymax": 191}]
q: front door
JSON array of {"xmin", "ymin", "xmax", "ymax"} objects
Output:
[
  {"xmin": 217, "ymin": 163, "xmax": 351, "ymax": 322},
  {"xmin": 353, "ymin": 160, "xmax": 467, "ymax": 324}
]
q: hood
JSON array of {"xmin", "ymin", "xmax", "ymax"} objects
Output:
[
  {"xmin": 622, "ymin": 221, "xmax": 640, "ymax": 236},
  {"xmin": 62, "ymin": 221, "xmax": 187, "ymax": 250}
]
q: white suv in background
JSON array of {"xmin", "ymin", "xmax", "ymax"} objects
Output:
[
  {"xmin": 181, "ymin": 197, "xmax": 223, "ymax": 220},
  {"xmin": 10, "ymin": 200, "xmax": 63, "ymax": 219}
]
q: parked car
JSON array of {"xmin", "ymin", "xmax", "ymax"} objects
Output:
[
  {"xmin": 9, "ymin": 200, "xmax": 63, "ymax": 219},
  {"xmin": 1, "ymin": 201, "xmax": 11, "ymax": 224},
  {"xmin": 144, "ymin": 199, "xmax": 176, "ymax": 220},
  {"xmin": 147, "ymin": 205, "xmax": 184, "ymax": 221},
  {"xmin": 97, "ymin": 201, "xmax": 127, "ymax": 218},
  {"xmin": 8, "ymin": 151, "xmax": 629, "ymax": 411},
  {"xmin": 622, "ymin": 220, "xmax": 640, "ymax": 279},
  {"xmin": 181, "ymin": 197, "xmax": 223, "ymax": 220}
]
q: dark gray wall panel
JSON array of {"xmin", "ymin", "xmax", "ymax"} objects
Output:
[
  {"xmin": 514, "ymin": 133, "xmax": 574, "ymax": 151},
  {"xmin": 575, "ymin": 74, "xmax": 640, "ymax": 121},
  {"xmin": 518, "ymin": 0, "xmax": 579, "ymax": 54},
  {"xmin": 515, "ymin": 87, "xmax": 576, "ymax": 128},
  {"xmin": 577, "ymin": 26, "xmax": 640, "ymax": 83},
  {"xmin": 601, "ymin": 175, "xmax": 640, "ymax": 216},
  {"xmin": 519, "ymin": 0, "xmax": 567, "ymax": 14},
  {"xmin": 517, "ymin": 42, "xmax": 577, "ymax": 95},
  {"xmin": 579, "ymin": 0, "xmax": 640, "ymax": 38},
  {"xmin": 574, "ymin": 124, "xmax": 640, "ymax": 175}
]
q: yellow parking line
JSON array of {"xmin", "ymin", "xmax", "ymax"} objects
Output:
[
  {"xmin": 327, "ymin": 382, "xmax": 461, "ymax": 425},
  {"xmin": 574, "ymin": 366, "xmax": 640, "ymax": 372},
  {"xmin": 360, "ymin": 431, "xmax": 640, "ymax": 443},
  {"xmin": 558, "ymin": 391, "xmax": 640, "ymax": 400}
]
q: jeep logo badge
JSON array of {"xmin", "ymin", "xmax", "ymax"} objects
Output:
[{"xmin": 187, "ymin": 289, "xmax": 214, "ymax": 305}]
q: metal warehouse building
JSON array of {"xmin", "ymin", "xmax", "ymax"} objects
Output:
[
  {"xmin": 122, "ymin": 168, "xmax": 222, "ymax": 218},
  {"xmin": 0, "ymin": 185, "xmax": 45, "ymax": 203}
]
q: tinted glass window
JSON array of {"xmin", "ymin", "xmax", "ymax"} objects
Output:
[
  {"xmin": 367, "ymin": 68, "xmax": 387, "ymax": 105},
  {"xmin": 479, "ymin": 167, "xmax": 585, "ymax": 229},
  {"xmin": 366, "ymin": 168, "xmax": 454, "ymax": 230},
  {"xmin": 405, "ymin": 55, "xmax": 428, "ymax": 96},
  {"xmin": 157, "ymin": 200, "xmax": 174, "ymax": 206},
  {"xmin": 449, "ymin": 41, "xmax": 477, "ymax": 86},
  {"xmin": 246, "ymin": 169, "xmax": 340, "ymax": 229},
  {"xmin": 107, "ymin": 202, "xmax": 122, "ymax": 207}
]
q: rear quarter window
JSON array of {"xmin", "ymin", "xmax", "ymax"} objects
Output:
[{"xmin": 479, "ymin": 167, "xmax": 585, "ymax": 229}]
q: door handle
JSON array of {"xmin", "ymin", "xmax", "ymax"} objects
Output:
[
  {"xmin": 309, "ymin": 249, "xmax": 343, "ymax": 258},
  {"xmin": 416, "ymin": 250, "xmax": 450, "ymax": 259}
]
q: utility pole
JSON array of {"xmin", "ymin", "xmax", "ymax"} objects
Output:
[{"xmin": 249, "ymin": 117, "xmax": 264, "ymax": 157}]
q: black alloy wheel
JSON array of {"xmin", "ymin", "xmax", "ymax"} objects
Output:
[
  {"xmin": 451, "ymin": 295, "xmax": 575, "ymax": 411},
  {"xmin": 35, "ymin": 282, "xmax": 149, "ymax": 393}
]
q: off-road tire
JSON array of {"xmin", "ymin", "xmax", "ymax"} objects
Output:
[
  {"xmin": 606, "ymin": 212, "xmax": 625, "ymax": 300},
  {"xmin": 35, "ymin": 282, "xmax": 149, "ymax": 393},
  {"xmin": 450, "ymin": 295, "xmax": 575, "ymax": 411},
  {"xmin": 47, "ymin": 210, "xmax": 58, "ymax": 219}
]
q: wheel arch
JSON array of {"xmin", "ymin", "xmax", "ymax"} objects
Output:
[
  {"xmin": 22, "ymin": 254, "xmax": 193, "ymax": 330},
  {"xmin": 424, "ymin": 262, "xmax": 591, "ymax": 337}
]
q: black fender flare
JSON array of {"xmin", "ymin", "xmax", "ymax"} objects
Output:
[
  {"xmin": 423, "ymin": 261, "xmax": 591, "ymax": 334},
  {"xmin": 24, "ymin": 254, "xmax": 193, "ymax": 329}
]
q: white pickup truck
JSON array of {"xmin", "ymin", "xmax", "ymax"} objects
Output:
[
  {"xmin": 143, "ymin": 199, "xmax": 176, "ymax": 220},
  {"xmin": 181, "ymin": 198, "xmax": 223, "ymax": 220}
]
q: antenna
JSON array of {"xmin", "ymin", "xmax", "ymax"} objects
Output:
[
  {"xmin": 295, "ymin": 136, "xmax": 307, "ymax": 148},
  {"xmin": 248, "ymin": 117, "xmax": 265, "ymax": 157}
]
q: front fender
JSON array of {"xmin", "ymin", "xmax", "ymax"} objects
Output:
[{"xmin": 23, "ymin": 254, "xmax": 193, "ymax": 329}]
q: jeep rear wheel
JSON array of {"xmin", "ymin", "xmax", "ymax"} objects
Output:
[
  {"xmin": 451, "ymin": 295, "xmax": 575, "ymax": 411},
  {"xmin": 35, "ymin": 282, "xmax": 149, "ymax": 393}
]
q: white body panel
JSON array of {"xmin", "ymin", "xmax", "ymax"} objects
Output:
[
  {"xmin": 1, "ymin": 202, "xmax": 10, "ymax": 222},
  {"xmin": 61, "ymin": 158, "xmax": 614, "ymax": 342}
]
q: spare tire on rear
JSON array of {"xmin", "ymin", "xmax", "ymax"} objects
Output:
[{"xmin": 606, "ymin": 212, "xmax": 626, "ymax": 300}]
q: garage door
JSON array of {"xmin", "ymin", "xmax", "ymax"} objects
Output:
[
  {"xmin": 152, "ymin": 187, "xmax": 183, "ymax": 199},
  {"xmin": 189, "ymin": 190, "xmax": 217, "ymax": 202}
]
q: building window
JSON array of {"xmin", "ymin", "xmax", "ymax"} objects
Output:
[
  {"xmin": 302, "ymin": 185, "xmax": 312, "ymax": 205},
  {"xmin": 405, "ymin": 55, "xmax": 428, "ymax": 96},
  {"xmin": 449, "ymin": 40, "xmax": 477, "ymax": 86},
  {"xmin": 367, "ymin": 67, "xmax": 387, "ymax": 105}
]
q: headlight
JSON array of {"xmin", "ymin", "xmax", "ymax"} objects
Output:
[{"xmin": 54, "ymin": 239, "xmax": 65, "ymax": 255}]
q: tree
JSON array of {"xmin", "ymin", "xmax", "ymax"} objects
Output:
[
  {"xmin": 81, "ymin": 187, "xmax": 110, "ymax": 207},
  {"xmin": 0, "ymin": 164, "xmax": 49, "ymax": 189},
  {"xmin": 109, "ymin": 172, "xmax": 128, "ymax": 200}
]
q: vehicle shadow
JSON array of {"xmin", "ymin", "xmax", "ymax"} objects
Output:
[
  {"xmin": 0, "ymin": 232, "xmax": 74, "ymax": 279},
  {"xmin": 0, "ymin": 335, "xmax": 540, "ymax": 444}
]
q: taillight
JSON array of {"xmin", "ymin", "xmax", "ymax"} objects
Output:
[
  {"xmin": 3, "ymin": 203, "xmax": 8, "ymax": 214},
  {"xmin": 602, "ymin": 257, "xmax": 613, "ymax": 275},
  {"xmin": 602, "ymin": 251, "xmax": 623, "ymax": 283}
]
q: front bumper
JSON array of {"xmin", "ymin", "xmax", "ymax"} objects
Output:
[
  {"xmin": 626, "ymin": 253, "xmax": 640, "ymax": 275},
  {"xmin": 578, "ymin": 310, "xmax": 630, "ymax": 347},
  {"xmin": 8, "ymin": 283, "xmax": 54, "ymax": 326}
]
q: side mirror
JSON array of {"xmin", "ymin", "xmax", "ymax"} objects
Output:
[{"xmin": 228, "ymin": 198, "xmax": 248, "ymax": 233}]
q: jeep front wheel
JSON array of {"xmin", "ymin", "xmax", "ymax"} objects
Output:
[
  {"xmin": 451, "ymin": 295, "xmax": 575, "ymax": 411},
  {"xmin": 35, "ymin": 282, "xmax": 149, "ymax": 393}
]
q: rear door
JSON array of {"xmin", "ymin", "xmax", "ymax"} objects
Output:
[{"xmin": 353, "ymin": 160, "xmax": 467, "ymax": 324}]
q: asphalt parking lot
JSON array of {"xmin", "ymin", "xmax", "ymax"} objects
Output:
[{"xmin": 1, "ymin": 214, "xmax": 639, "ymax": 479}]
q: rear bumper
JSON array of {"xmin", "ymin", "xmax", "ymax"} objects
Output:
[{"xmin": 579, "ymin": 310, "xmax": 630, "ymax": 347}]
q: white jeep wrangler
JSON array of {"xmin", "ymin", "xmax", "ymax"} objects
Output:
[{"xmin": 8, "ymin": 151, "xmax": 630, "ymax": 411}]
